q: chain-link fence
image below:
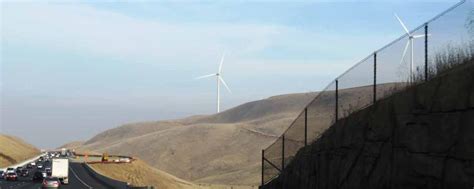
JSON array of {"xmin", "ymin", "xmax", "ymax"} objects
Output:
[{"xmin": 262, "ymin": 0, "xmax": 473, "ymax": 186}]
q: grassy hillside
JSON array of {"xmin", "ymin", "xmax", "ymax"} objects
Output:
[
  {"xmin": 58, "ymin": 141, "xmax": 84, "ymax": 149},
  {"xmin": 0, "ymin": 134, "xmax": 40, "ymax": 167},
  {"xmin": 74, "ymin": 87, "xmax": 390, "ymax": 185},
  {"xmin": 89, "ymin": 159, "xmax": 199, "ymax": 189},
  {"xmin": 262, "ymin": 46, "xmax": 474, "ymax": 188},
  {"xmin": 89, "ymin": 159, "xmax": 258, "ymax": 189}
]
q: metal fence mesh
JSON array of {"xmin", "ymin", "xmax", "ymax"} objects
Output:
[{"xmin": 262, "ymin": 0, "xmax": 473, "ymax": 185}]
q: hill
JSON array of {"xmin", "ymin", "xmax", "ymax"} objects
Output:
[
  {"xmin": 74, "ymin": 87, "xmax": 387, "ymax": 185},
  {"xmin": 261, "ymin": 56, "xmax": 474, "ymax": 187},
  {"xmin": 89, "ymin": 159, "xmax": 199, "ymax": 189},
  {"xmin": 0, "ymin": 134, "xmax": 40, "ymax": 168},
  {"xmin": 58, "ymin": 141, "xmax": 84, "ymax": 149}
]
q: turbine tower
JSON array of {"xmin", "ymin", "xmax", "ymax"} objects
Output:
[
  {"xmin": 195, "ymin": 53, "xmax": 231, "ymax": 113},
  {"xmin": 395, "ymin": 13, "xmax": 430, "ymax": 82}
]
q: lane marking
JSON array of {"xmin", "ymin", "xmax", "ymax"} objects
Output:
[{"xmin": 69, "ymin": 167, "xmax": 93, "ymax": 189}]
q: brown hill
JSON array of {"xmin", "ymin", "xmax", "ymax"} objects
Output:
[
  {"xmin": 58, "ymin": 141, "xmax": 84, "ymax": 149},
  {"xmin": 89, "ymin": 159, "xmax": 200, "ymax": 189},
  {"xmin": 0, "ymin": 134, "xmax": 40, "ymax": 168},
  {"xmin": 261, "ymin": 54, "xmax": 474, "ymax": 189},
  {"xmin": 76, "ymin": 87, "xmax": 389, "ymax": 185}
]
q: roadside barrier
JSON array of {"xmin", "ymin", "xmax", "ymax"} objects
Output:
[{"xmin": 261, "ymin": 0, "xmax": 473, "ymax": 185}]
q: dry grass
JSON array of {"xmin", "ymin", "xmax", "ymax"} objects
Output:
[
  {"xmin": 0, "ymin": 134, "xmax": 39, "ymax": 167},
  {"xmin": 74, "ymin": 89, "xmax": 381, "ymax": 186},
  {"xmin": 89, "ymin": 159, "xmax": 199, "ymax": 189},
  {"xmin": 76, "ymin": 93, "xmax": 318, "ymax": 185},
  {"xmin": 89, "ymin": 159, "xmax": 257, "ymax": 189},
  {"xmin": 58, "ymin": 140, "xmax": 84, "ymax": 150}
]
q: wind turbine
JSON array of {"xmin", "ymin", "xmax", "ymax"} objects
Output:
[
  {"xmin": 195, "ymin": 53, "xmax": 232, "ymax": 113},
  {"xmin": 395, "ymin": 13, "xmax": 430, "ymax": 82}
]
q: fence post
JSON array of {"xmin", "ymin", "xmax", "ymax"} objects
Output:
[
  {"xmin": 373, "ymin": 52, "xmax": 377, "ymax": 104},
  {"xmin": 282, "ymin": 135, "xmax": 285, "ymax": 171},
  {"xmin": 304, "ymin": 108, "xmax": 308, "ymax": 146},
  {"xmin": 335, "ymin": 79, "xmax": 339, "ymax": 121},
  {"xmin": 424, "ymin": 23, "xmax": 428, "ymax": 82},
  {"xmin": 261, "ymin": 149, "xmax": 264, "ymax": 186}
]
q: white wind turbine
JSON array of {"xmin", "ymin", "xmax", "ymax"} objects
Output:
[
  {"xmin": 395, "ymin": 13, "xmax": 430, "ymax": 82},
  {"xmin": 195, "ymin": 53, "xmax": 232, "ymax": 113}
]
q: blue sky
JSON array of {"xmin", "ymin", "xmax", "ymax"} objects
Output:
[{"xmin": 0, "ymin": 0, "xmax": 466, "ymax": 148}]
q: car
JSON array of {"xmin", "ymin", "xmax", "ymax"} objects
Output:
[
  {"xmin": 5, "ymin": 172, "xmax": 18, "ymax": 181},
  {"xmin": 6, "ymin": 168, "xmax": 15, "ymax": 174},
  {"xmin": 42, "ymin": 177, "xmax": 61, "ymax": 188},
  {"xmin": 33, "ymin": 171, "xmax": 45, "ymax": 182},
  {"xmin": 30, "ymin": 162, "xmax": 36, "ymax": 166},
  {"xmin": 27, "ymin": 163, "xmax": 33, "ymax": 169},
  {"xmin": 0, "ymin": 171, "xmax": 4, "ymax": 179},
  {"xmin": 20, "ymin": 169, "xmax": 29, "ymax": 177},
  {"xmin": 37, "ymin": 164, "xmax": 44, "ymax": 169},
  {"xmin": 45, "ymin": 168, "xmax": 52, "ymax": 176},
  {"xmin": 16, "ymin": 167, "xmax": 23, "ymax": 174}
]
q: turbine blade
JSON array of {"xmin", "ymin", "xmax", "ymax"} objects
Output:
[
  {"xmin": 395, "ymin": 13, "xmax": 410, "ymax": 35},
  {"xmin": 219, "ymin": 76, "xmax": 232, "ymax": 93},
  {"xmin": 195, "ymin": 73, "xmax": 216, "ymax": 80},
  {"xmin": 400, "ymin": 40, "xmax": 410, "ymax": 65},
  {"xmin": 218, "ymin": 53, "xmax": 225, "ymax": 73},
  {"xmin": 413, "ymin": 34, "xmax": 431, "ymax": 38}
]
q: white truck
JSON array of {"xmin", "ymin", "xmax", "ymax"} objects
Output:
[
  {"xmin": 52, "ymin": 158, "xmax": 69, "ymax": 184},
  {"xmin": 60, "ymin": 148, "xmax": 68, "ymax": 157}
]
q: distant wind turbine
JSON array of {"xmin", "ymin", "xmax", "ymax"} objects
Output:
[
  {"xmin": 195, "ymin": 53, "xmax": 232, "ymax": 113},
  {"xmin": 395, "ymin": 13, "xmax": 430, "ymax": 82}
]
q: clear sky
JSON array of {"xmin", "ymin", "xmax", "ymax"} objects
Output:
[{"xmin": 0, "ymin": 0, "xmax": 463, "ymax": 148}]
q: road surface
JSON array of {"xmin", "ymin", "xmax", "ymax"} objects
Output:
[{"xmin": 0, "ymin": 156, "xmax": 121, "ymax": 189}]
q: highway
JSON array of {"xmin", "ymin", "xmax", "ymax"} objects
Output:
[{"xmin": 0, "ymin": 153, "xmax": 122, "ymax": 189}]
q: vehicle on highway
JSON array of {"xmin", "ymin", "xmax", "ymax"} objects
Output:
[
  {"xmin": 6, "ymin": 168, "xmax": 15, "ymax": 173},
  {"xmin": 27, "ymin": 163, "xmax": 33, "ymax": 169},
  {"xmin": 31, "ymin": 161, "xmax": 36, "ymax": 166},
  {"xmin": 42, "ymin": 177, "xmax": 61, "ymax": 188},
  {"xmin": 16, "ymin": 166, "xmax": 23, "ymax": 173},
  {"xmin": 37, "ymin": 163, "xmax": 44, "ymax": 169},
  {"xmin": 0, "ymin": 170, "xmax": 4, "ymax": 179},
  {"xmin": 21, "ymin": 169, "xmax": 29, "ymax": 177},
  {"xmin": 52, "ymin": 158, "xmax": 69, "ymax": 184},
  {"xmin": 5, "ymin": 172, "xmax": 18, "ymax": 181},
  {"xmin": 60, "ymin": 148, "xmax": 68, "ymax": 157},
  {"xmin": 33, "ymin": 171, "xmax": 45, "ymax": 182},
  {"xmin": 45, "ymin": 167, "xmax": 52, "ymax": 176}
]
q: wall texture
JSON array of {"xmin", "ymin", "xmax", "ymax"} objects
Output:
[{"xmin": 262, "ymin": 61, "xmax": 474, "ymax": 189}]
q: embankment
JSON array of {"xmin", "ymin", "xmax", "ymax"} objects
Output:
[{"xmin": 262, "ymin": 61, "xmax": 474, "ymax": 188}]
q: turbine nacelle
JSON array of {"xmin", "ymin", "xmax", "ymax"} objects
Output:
[
  {"xmin": 395, "ymin": 13, "xmax": 431, "ymax": 82},
  {"xmin": 195, "ymin": 53, "xmax": 231, "ymax": 113}
]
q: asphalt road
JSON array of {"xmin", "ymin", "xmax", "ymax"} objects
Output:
[{"xmin": 0, "ymin": 158, "xmax": 115, "ymax": 189}]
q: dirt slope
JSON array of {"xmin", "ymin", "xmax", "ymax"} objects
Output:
[
  {"xmin": 75, "ymin": 87, "xmax": 387, "ymax": 185},
  {"xmin": 262, "ymin": 60, "xmax": 474, "ymax": 188},
  {"xmin": 89, "ymin": 159, "xmax": 199, "ymax": 189},
  {"xmin": 58, "ymin": 141, "xmax": 84, "ymax": 149},
  {"xmin": 0, "ymin": 134, "xmax": 40, "ymax": 167}
]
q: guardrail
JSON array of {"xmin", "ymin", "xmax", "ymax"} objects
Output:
[
  {"xmin": 0, "ymin": 153, "xmax": 47, "ymax": 171},
  {"xmin": 73, "ymin": 152, "xmax": 136, "ymax": 164}
]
